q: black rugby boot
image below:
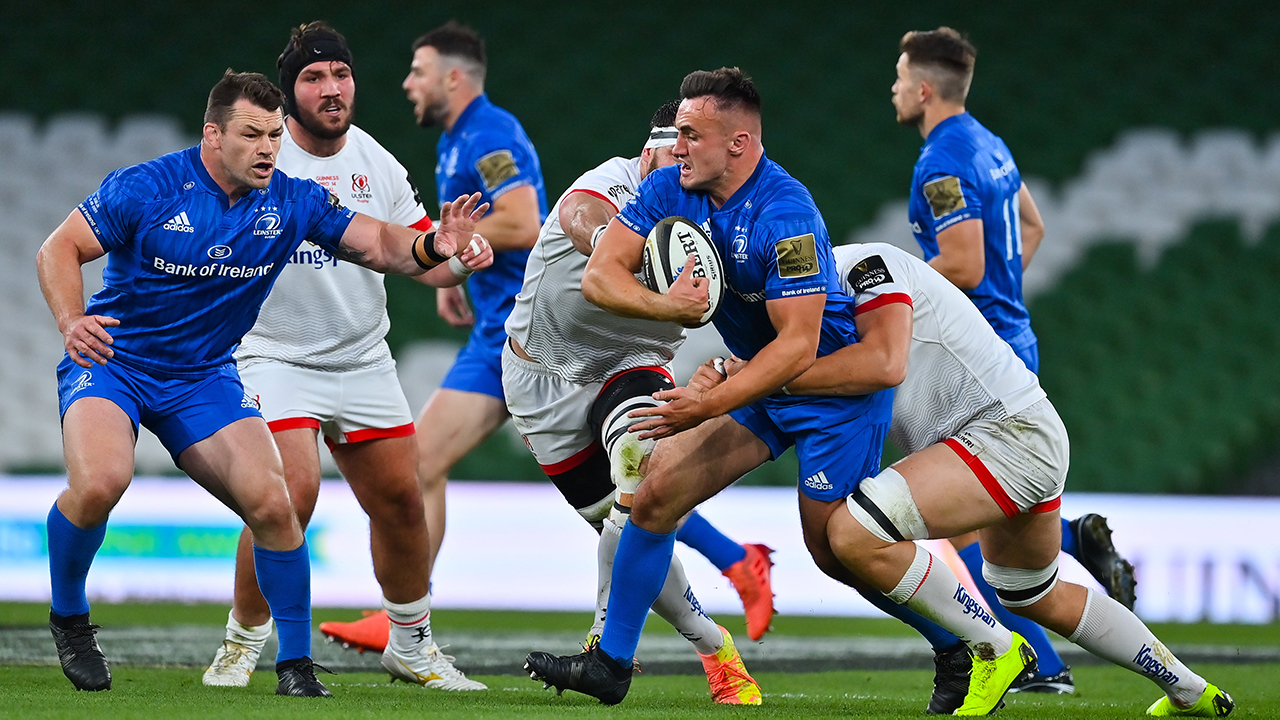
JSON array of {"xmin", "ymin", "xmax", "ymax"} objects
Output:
[
  {"xmin": 50, "ymin": 611, "xmax": 111, "ymax": 691},
  {"xmin": 275, "ymin": 657, "xmax": 333, "ymax": 697},
  {"xmin": 1070, "ymin": 513, "xmax": 1138, "ymax": 610},
  {"xmin": 925, "ymin": 642, "xmax": 971, "ymax": 714},
  {"xmin": 525, "ymin": 646, "xmax": 633, "ymax": 705}
]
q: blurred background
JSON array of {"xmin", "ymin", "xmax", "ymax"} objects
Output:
[{"xmin": 2, "ymin": 1, "xmax": 1278, "ymax": 618}]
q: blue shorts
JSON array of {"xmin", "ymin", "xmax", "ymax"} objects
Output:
[
  {"xmin": 439, "ymin": 336, "xmax": 505, "ymax": 401},
  {"xmin": 56, "ymin": 356, "xmax": 262, "ymax": 463},
  {"xmin": 1003, "ymin": 325, "xmax": 1039, "ymax": 374},
  {"xmin": 730, "ymin": 392, "xmax": 893, "ymax": 502}
]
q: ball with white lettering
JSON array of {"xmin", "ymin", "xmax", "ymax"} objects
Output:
[{"xmin": 640, "ymin": 216, "xmax": 725, "ymax": 328}]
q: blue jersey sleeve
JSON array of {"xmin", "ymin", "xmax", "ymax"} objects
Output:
[
  {"xmin": 77, "ymin": 167, "xmax": 151, "ymax": 252},
  {"xmin": 757, "ymin": 216, "xmax": 833, "ymax": 301},
  {"xmin": 464, "ymin": 130, "xmax": 540, "ymax": 202},
  {"xmin": 918, "ymin": 165, "xmax": 983, "ymax": 236},
  {"xmin": 616, "ymin": 168, "xmax": 678, "ymax": 238},
  {"xmin": 299, "ymin": 178, "xmax": 356, "ymax": 254}
]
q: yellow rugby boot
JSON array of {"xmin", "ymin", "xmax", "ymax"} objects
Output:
[
  {"xmin": 698, "ymin": 625, "xmax": 762, "ymax": 705},
  {"xmin": 1147, "ymin": 683, "xmax": 1235, "ymax": 717},
  {"xmin": 954, "ymin": 632, "xmax": 1036, "ymax": 715}
]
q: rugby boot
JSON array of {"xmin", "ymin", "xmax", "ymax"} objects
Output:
[
  {"xmin": 382, "ymin": 643, "xmax": 487, "ymax": 691},
  {"xmin": 50, "ymin": 612, "xmax": 111, "ymax": 691},
  {"xmin": 275, "ymin": 656, "xmax": 333, "ymax": 697},
  {"xmin": 1008, "ymin": 666, "xmax": 1075, "ymax": 694},
  {"xmin": 319, "ymin": 609, "xmax": 389, "ymax": 652},
  {"xmin": 722, "ymin": 543, "xmax": 776, "ymax": 641},
  {"xmin": 1147, "ymin": 683, "xmax": 1235, "ymax": 717},
  {"xmin": 925, "ymin": 642, "xmax": 971, "ymax": 714},
  {"xmin": 698, "ymin": 625, "xmax": 762, "ymax": 705},
  {"xmin": 955, "ymin": 632, "xmax": 1037, "ymax": 716},
  {"xmin": 1070, "ymin": 513, "xmax": 1138, "ymax": 610},
  {"xmin": 203, "ymin": 638, "xmax": 263, "ymax": 687},
  {"xmin": 525, "ymin": 645, "xmax": 633, "ymax": 705}
]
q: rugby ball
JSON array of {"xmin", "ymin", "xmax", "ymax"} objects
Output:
[{"xmin": 641, "ymin": 216, "xmax": 725, "ymax": 328}]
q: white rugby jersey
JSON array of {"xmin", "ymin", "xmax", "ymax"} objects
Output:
[
  {"xmin": 236, "ymin": 124, "xmax": 431, "ymax": 372},
  {"xmin": 505, "ymin": 156, "xmax": 686, "ymax": 384},
  {"xmin": 835, "ymin": 243, "xmax": 1046, "ymax": 454}
]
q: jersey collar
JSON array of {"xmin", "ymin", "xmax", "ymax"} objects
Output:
[
  {"xmin": 717, "ymin": 151, "xmax": 769, "ymax": 212},
  {"xmin": 925, "ymin": 112, "xmax": 971, "ymax": 144},
  {"xmin": 447, "ymin": 93, "xmax": 491, "ymax": 138}
]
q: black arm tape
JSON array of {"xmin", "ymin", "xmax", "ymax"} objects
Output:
[
  {"xmin": 589, "ymin": 368, "xmax": 675, "ymax": 445},
  {"xmin": 412, "ymin": 231, "xmax": 447, "ymax": 269}
]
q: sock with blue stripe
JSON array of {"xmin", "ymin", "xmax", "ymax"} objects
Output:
[
  {"xmin": 1060, "ymin": 517, "xmax": 1079, "ymax": 560},
  {"xmin": 958, "ymin": 542, "xmax": 1066, "ymax": 675},
  {"xmin": 253, "ymin": 542, "xmax": 312, "ymax": 663},
  {"xmin": 599, "ymin": 523, "xmax": 676, "ymax": 667},
  {"xmin": 675, "ymin": 511, "xmax": 745, "ymax": 572},
  {"xmin": 47, "ymin": 503, "xmax": 107, "ymax": 618}
]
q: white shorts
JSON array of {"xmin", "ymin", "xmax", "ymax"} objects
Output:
[
  {"xmin": 943, "ymin": 398, "xmax": 1069, "ymax": 516},
  {"xmin": 238, "ymin": 361, "xmax": 415, "ymax": 446},
  {"xmin": 500, "ymin": 343, "xmax": 602, "ymax": 470}
]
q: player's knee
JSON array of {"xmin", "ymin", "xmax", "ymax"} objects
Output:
[
  {"xmin": 241, "ymin": 493, "xmax": 299, "ymax": 536},
  {"xmin": 68, "ymin": 471, "xmax": 131, "ymax": 516},
  {"xmin": 982, "ymin": 557, "xmax": 1059, "ymax": 610},
  {"xmin": 843, "ymin": 468, "xmax": 928, "ymax": 545},
  {"xmin": 590, "ymin": 369, "xmax": 672, "ymax": 495}
]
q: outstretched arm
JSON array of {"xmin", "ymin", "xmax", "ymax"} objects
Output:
[{"xmin": 335, "ymin": 193, "xmax": 489, "ymax": 275}]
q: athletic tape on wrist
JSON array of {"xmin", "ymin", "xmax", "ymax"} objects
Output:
[
  {"xmin": 448, "ymin": 255, "xmax": 474, "ymax": 279},
  {"xmin": 412, "ymin": 231, "xmax": 447, "ymax": 269},
  {"xmin": 590, "ymin": 224, "xmax": 608, "ymax": 250}
]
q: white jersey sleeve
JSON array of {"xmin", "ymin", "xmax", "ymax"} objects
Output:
[
  {"xmin": 505, "ymin": 156, "xmax": 686, "ymax": 384},
  {"xmin": 836, "ymin": 243, "xmax": 1046, "ymax": 455},
  {"xmin": 236, "ymin": 124, "xmax": 428, "ymax": 372}
]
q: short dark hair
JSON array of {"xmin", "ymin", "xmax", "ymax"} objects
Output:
[
  {"xmin": 679, "ymin": 67, "xmax": 762, "ymax": 116},
  {"xmin": 204, "ymin": 70, "xmax": 285, "ymax": 127},
  {"xmin": 900, "ymin": 27, "xmax": 976, "ymax": 103},
  {"xmin": 650, "ymin": 99, "xmax": 681, "ymax": 128},
  {"xmin": 413, "ymin": 21, "xmax": 486, "ymax": 82}
]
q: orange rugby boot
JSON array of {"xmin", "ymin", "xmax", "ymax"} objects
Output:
[
  {"xmin": 722, "ymin": 543, "xmax": 776, "ymax": 641},
  {"xmin": 319, "ymin": 609, "xmax": 389, "ymax": 653}
]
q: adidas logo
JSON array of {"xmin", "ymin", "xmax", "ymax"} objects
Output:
[
  {"xmin": 162, "ymin": 212, "xmax": 195, "ymax": 233},
  {"xmin": 804, "ymin": 471, "xmax": 834, "ymax": 491}
]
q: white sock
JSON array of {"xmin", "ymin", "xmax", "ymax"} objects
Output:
[
  {"xmin": 887, "ymin": 543, "xmax": 1012, "ymax": 659},
  {"xmin": 384, "ymin": 593, "xmax": 433, "ymax": 654},
  {"xmin": 226, "ymin": 609, "xmax": 272, "ymax": 650},
  {"xmin": 1068, "ymin": 587, "xmax": 1207, "ymax": 707},
  {"xmin": 651, "ymin": 551, "xmax": 723, "ymax": 656},
  {"xmin": 590, "ymin": 516, "xmax": 623, "ymax": 639}
]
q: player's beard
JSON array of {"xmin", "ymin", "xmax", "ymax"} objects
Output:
[
  {"xmin": 294, "ymin": 99, "xmax": 353, "ymax": 141},
  {"xmin": 416, "ymin": 96, "xmax": 449, "ymax": 128},
  {"xmin": 896, "ymin": 104, "xmax": 925, "ymax": 129}
]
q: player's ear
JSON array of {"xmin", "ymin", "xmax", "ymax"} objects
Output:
[
  {"xmin": 727, "ymin": 129, "xmax": 750, "ymax": 157},
  {"xmin": 202, "ymin": 122, "xmax": 222, "ymax": 149}
]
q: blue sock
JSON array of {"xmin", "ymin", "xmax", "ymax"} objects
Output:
[
  {"xmin": 599, "ymin": 523, "xmax": 675, "ymax": 666},
  {"xmin": 1060, "ymin": 518, "xmax": 1079, "ymax": 560},
  {"xmin": 47, "ymin": 503, "xmax": 107, "ymax": 618},
  {"xmin": 957, "ymin": 542, "xmax": 1065, "ymax": 676},
  {"xmin": 675, "ymin": 511, "xmax": 745, "ymax": 572},
  {"xmin": 859, "ymin": 585, "xmax": 961, "ymax": 651},
  {"xmin": 253, "ymin": 542, "xmax": 312, "ymax": 663}
]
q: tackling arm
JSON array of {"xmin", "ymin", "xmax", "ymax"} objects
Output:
[
  {"xmin": 1018, "ymin": 182, "xmax": 1045, "ymax": 270},
  {"xmin": 927, "ymin": 218, "xmax": 985, "ymax": 290},
  {"xmin": 336, "ymin": 193, "xmax": 488, "ymax": 275},
  {"xmin": 36, "ymin": 210, "xmax": 116, "ymax": 367},
  {"xmin": 559, "ymin": 191, "xmax": 617, "ymax": 256},
  {"xmin": 781, "ymin": 302, "xmax": 913, "ymax": 395}
]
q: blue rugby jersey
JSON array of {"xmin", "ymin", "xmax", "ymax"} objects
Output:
[
  {"xmin": 908, "ymin": 112, "xmax": 1032, "ymax": 344},
  {"xmin": 77, "ymin": 145, "xmax": 355, "ymax": 377},
  {"xmin": 435, "ymin": 94, "xmax": 547, "ymax": 350},
  {"xmin": 617, "ymin": 154, "xmax": 888, "ymax": 424}
]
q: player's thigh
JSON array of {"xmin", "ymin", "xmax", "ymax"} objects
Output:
[
  {"xmin": 797, "ymin": 494, "xmax": 849, "ymax": 572},
  {"xmin": 332, "ymin": 434, "xmax": 423, "ymax": 523},
  {"xmin": 634, "ymin": 415, "xmax": 770, "ymax": 526},
  {"xmin": 415, "ymin": 388, "xmax": 509, "ymax": 475},
  {"xmin": 978, "ymin": 509, "xmax": 1062, "ymax": 570},
  {"xmin": 179, "ymin": 416, "xmax": 289, "ymax": 522},
  {"xmin": 891, "ymin": 442, "xmax": 1008, "ymax": 538},
  {"xmin": 60, "ymin": 397, "xmax": 138, "ymax": 512},
  {"xmin": 270, "ymin": 427, "xmax": 323, "ymax": 527}
]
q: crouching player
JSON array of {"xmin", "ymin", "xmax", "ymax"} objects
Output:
[{"xmin": 705, "ymin": 242, "xmax": 1235, "ymax": 717}]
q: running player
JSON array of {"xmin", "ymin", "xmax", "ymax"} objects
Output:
[
  {"xmin": 893, "ymin": 26, "xmax": 1136, "ymax": 693},
  {"xmin": 320, "ymin": 21, "xmax": 547, "ymax": 651},
  {"xmin": 696, "ymin": 242, "xmax": 1234, "ymax": 717},
  {"xmin": 36, "ymin": 69, "xmax": 485, "ymax": 697},
  {"xmin": 502, "ymin": 100, "xmax": 766, "ymax": 705},
  {"xmin": 200, "ymin": 23, "xmax": 488, "ymax": 693}
]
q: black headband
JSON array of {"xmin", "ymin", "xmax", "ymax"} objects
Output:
[{"xmin": 277, "ymin": 32, "xmax": 355, "ymax": 115}]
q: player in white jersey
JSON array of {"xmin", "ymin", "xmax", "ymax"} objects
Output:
[
  {"xmin": 501, "ymin": 102, "xmax": 762, "ymax": 705},
  {"xmin": 697, "ymin": 243, "xmax": 1235, "ymax": 716},
  {"xmin": 202, "ymin": 22, "xmax": 489, "ymax": 693}
]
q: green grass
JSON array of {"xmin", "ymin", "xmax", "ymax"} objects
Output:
[{"xmin": 1, "ymin": 665, "xmax": 1275, "ymax": 719}]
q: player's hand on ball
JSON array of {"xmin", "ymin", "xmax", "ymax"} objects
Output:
[
  {"xmin": 460, "ymin": 234, "xmax": 493, "ymax": 271},
  {"xmin": 664, "ymin": 253, "xmax": 711, "ymax": 327},
  {"xmin": 627, "ymin": 385, "xmax": 712, "ymax": 439},
  {"xmin": 436, "ymin": 192, "xmax": 491, "ymax": 259},
  {"xmin": 436, "ymin": 286, "xmax": 475, "ymax": 328},
  {"xmin": 64, "ymin": 314, "xmax": 120, "ymax": 367}
]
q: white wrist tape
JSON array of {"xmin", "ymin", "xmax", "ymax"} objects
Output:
[
  {"xmin": 590, "ymin": 225, "xmax": 608, "ymax": 250},
  {"xmin": 448, "ymin": 255, "xmax": 474, "ymax": 279}
]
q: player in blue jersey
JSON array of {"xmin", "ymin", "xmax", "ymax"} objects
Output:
[
  {"xmin": 894, "ymin": 27, "xmax": 1137, "ymax": 696},
  {"xmin": 35, "ymin": 70, "xmax": 487, "ymax": 696},
  {"xmin": 320, "ymin": 21, "xmax": 550, "ymax": 650},
  {"xmin": 524, "ymin": 67, "xmax": 972, "ymax": 709}
]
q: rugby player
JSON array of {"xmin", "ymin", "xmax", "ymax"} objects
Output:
[
  {"xmin": 503, "ymin": 100, "xmax": 768, "ymax": 704},
  {"xmin": 320, "ymin": 20, "xmax": 547, "ymax": 651},
  {"xmin": 893, "ymin": 26, "xmax": 1136, "ymax": 693},
  {"xmin": 524, "ymin": 67, "xmax": 942, "ymax": 707},
  {"xmin": 200, "ymin": 23, "xmax": 488, "ymax": 692},
  {"xmin": 697, "ymin": 242, "xmax": 1234, "ymax": 717},
  {"xmin": 36, "ymin": 69, "xmax": 486, "ymax": 697}
]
